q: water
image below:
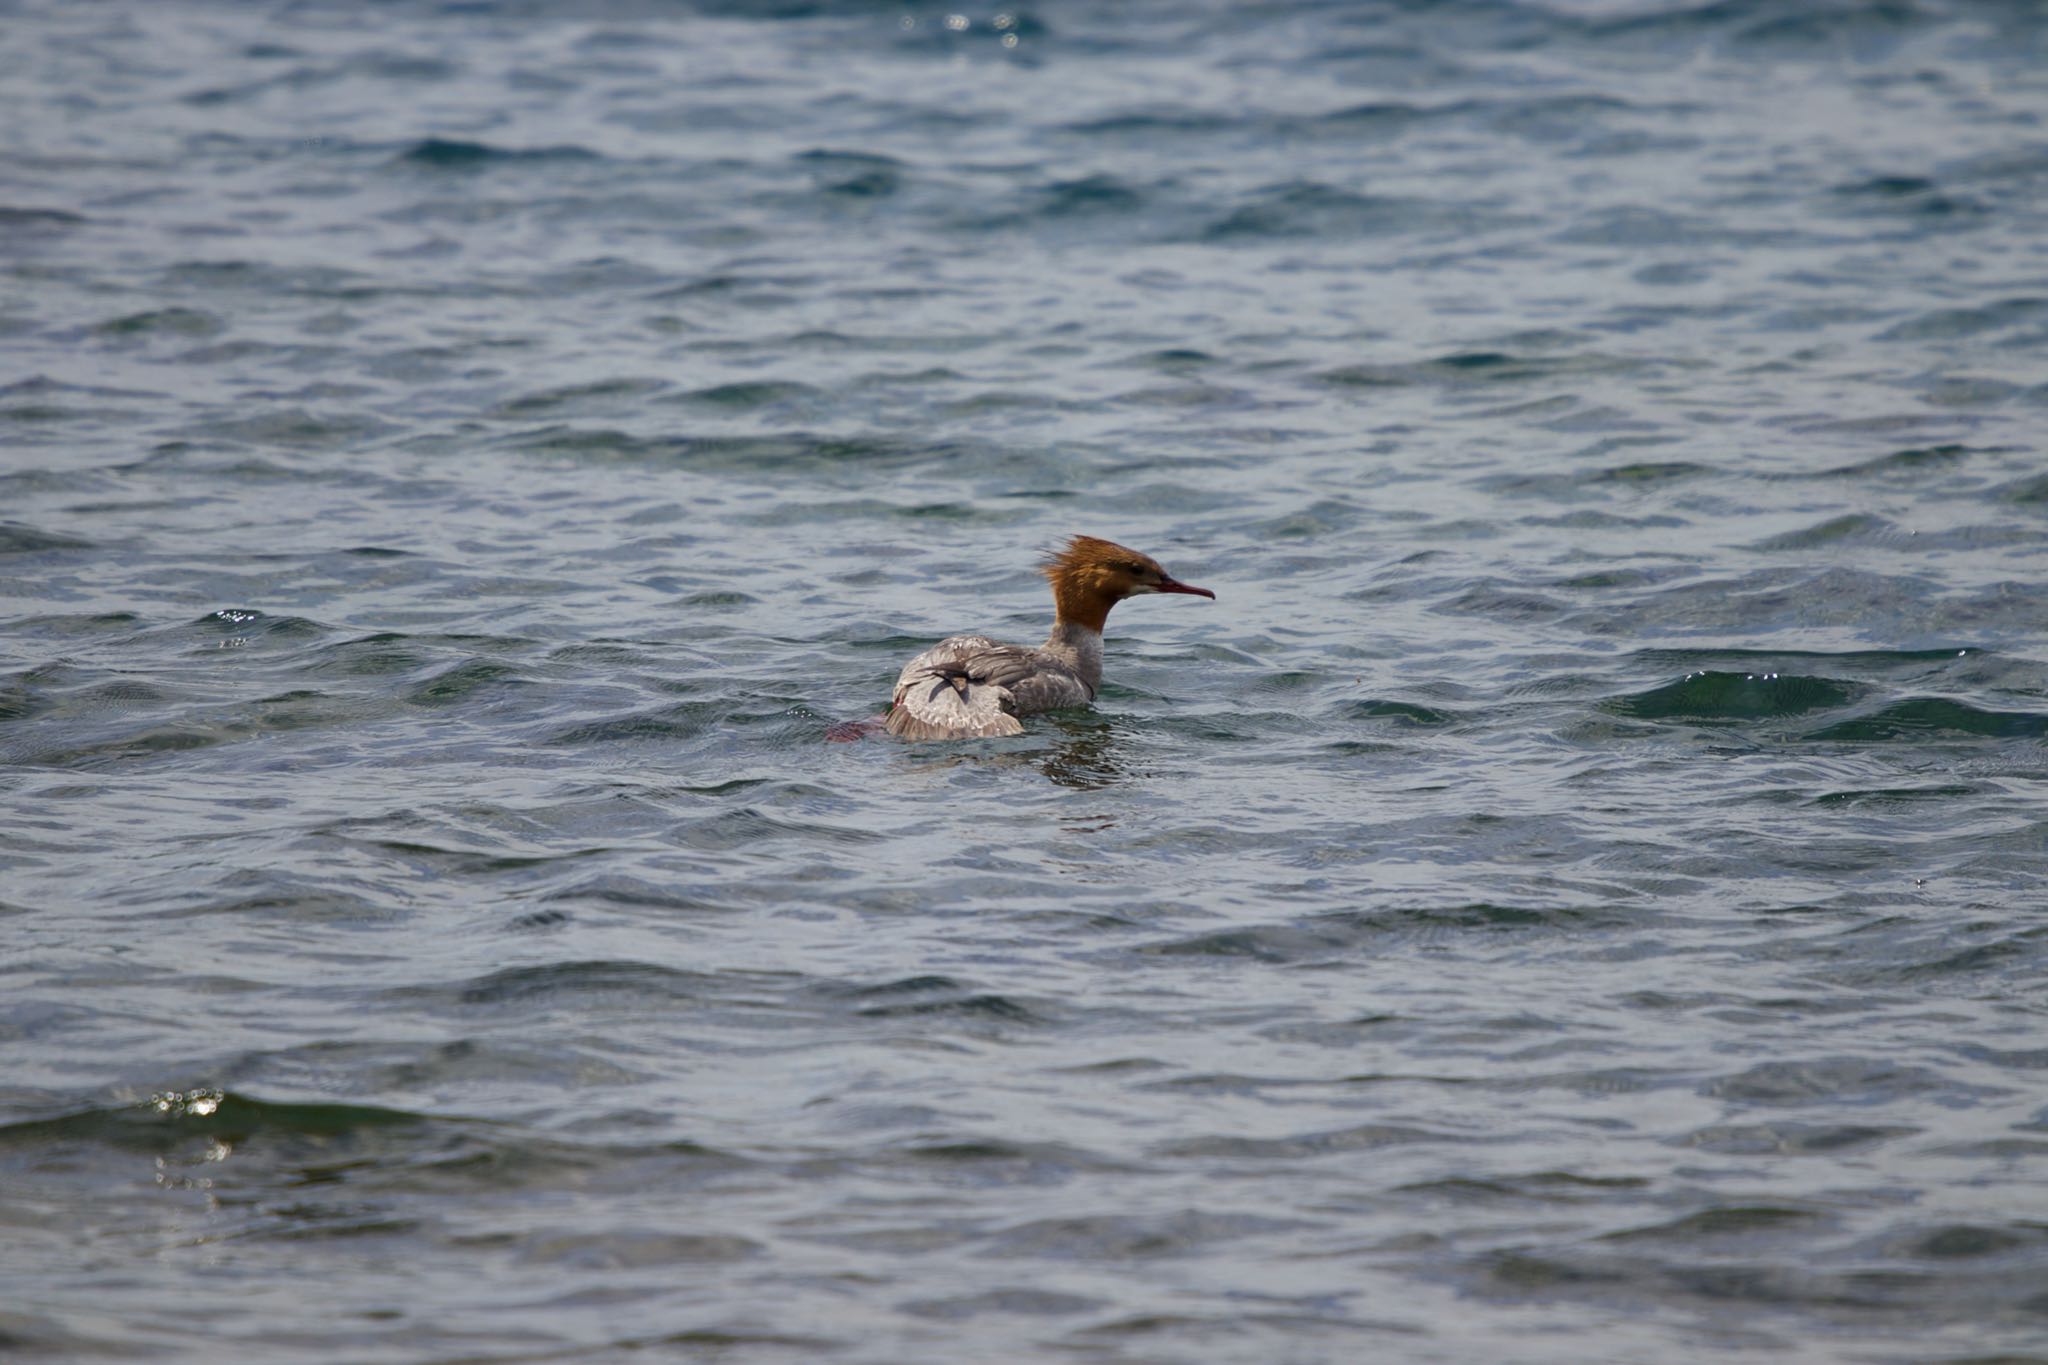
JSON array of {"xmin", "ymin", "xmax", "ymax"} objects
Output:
[{"xmin": 3, "ymin": 0, "xmax": 2047, "ymax": 1359}]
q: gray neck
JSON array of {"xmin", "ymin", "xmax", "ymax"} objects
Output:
[{"xmin": 1041, "ymin": 621, "xmax": 1104, "ymax": 695}]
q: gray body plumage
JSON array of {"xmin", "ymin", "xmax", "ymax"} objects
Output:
[{"xmin": 884, "ymin": 623, "xmax": 1104, "ymax": 740}]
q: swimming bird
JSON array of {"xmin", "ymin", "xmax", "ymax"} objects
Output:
[{"xmin": 876, "ymin": 535, "xmax": 1214, "ymax": 740}]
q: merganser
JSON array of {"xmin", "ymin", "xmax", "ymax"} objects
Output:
[{"xmin": 872, "ymin": 535, "xmax": 1215, "ymax": 741}]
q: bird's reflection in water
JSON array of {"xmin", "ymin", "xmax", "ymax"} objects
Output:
[
  {"xmin": 903, "ymin": 713, "xmax": 1137, "ymax": 795},
  {"xmin": 1036, "ymin": 714, "xmax": 1132, "ymax": 791}
]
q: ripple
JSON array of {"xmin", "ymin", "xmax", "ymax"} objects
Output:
[
  {"xmin": 1749, "ymin": 513, "xmax": 1905, "ymax": 550},
  {"xmin": 981, "ymin": 1210, "xmax": 1315, "ymax": 1260},
  {"xmin": 1156, "ymin": 1122, "xmax": 1460, "ymax": 1160},
  {"xmin": 1894, "ymin": 1224, "xmax": 2043, "ymax": 1261},
  {"xmin": 0, "ymin": 523, "xmax": 94, "ymax": 554},
  {"xmin": 0, "ymin": 1090, "xmax": 432, "ymax": 1155},
  {"xmin": 1605, "ymin": 671, "xmax": 1865, "ymax": 724},
  {"xmin": 669, "ymin": 379, "xmax": 823, "ymax": 408},
  {"xmin": 1805, "ymin": 697, "xmax": 2048, "ymax": 742},
  {"xmin": 899, "ymin": 1287, "xmax": 1106, "ymax": 1321},
  {"xmin": 395, "ymin": 960, "xmax": 728, "ymax": 1013},
  {"xmin": 829, "ymin": 975, "xmax": 1047, "ymax": 1025},
  {"xmin": 1201, "ymin": 181, "xmax": 1452, "ymax": 241},
  {"xmin": 403, "ymin": 658, "xmax": 528, "ymax": 707},
  {"xmin": 1681, "ymin": 1122, "xmax": 1918, "ymax": 1155},
  {"xmin": 1878, "ymin": 296, "xmax": 2048, "ymax": 342},
  {"xmin": 93, "ymin": 307, "xmax": 224, "ymax": 339},
  {"xmin": 1699, "ymin": 1057, "xmax": 1958, "ymax": 1107},
  {"xmin": 0, "ymin": 205, "xmax": 86, "ymax": 234},
  {"xmin": 1338, "ymin": 698, "xmax": 1456, "ymax": 725},
  {"xmin": 1814, "ymin": 443, "xmax": 1983, "ymax": 478},
  {"xmin": 1320, "ymin": 347, "xmax": 1651, "ymax": 390},
  {"xmin": 1601, "ymin": 1205, "xmax": 1828, "ymax": 1243},
  {"xmin": 394, "ymin": 137, "xmax": 602, "ymax": 168},
  {"xmin": 1142, "ymin": 904, "xmax": 1628, "ymax": 962},
  {"xmin": 498, "ymin": 377, "xmax": 669, "ymax": 414}
]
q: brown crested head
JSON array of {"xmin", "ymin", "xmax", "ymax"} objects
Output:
[{"xmin": 1039, "ymin": 535, "xmax": 1214, "ymax": 632}]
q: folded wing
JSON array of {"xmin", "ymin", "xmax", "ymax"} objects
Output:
[{"xmin": 883, "ymin": 636, "xmax": 1028, "ymax": 739}]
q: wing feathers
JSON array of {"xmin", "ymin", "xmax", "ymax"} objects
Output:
[{"xmin": 882, "ymin": 635, "xmax": 1085, "ymax": 739}]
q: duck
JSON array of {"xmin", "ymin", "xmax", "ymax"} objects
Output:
[{"xmin": 873, "ymin": 535, "xmax": 1214, "ymax": 740}]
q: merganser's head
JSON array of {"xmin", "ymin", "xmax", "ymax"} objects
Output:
[{"xmin": 1041, "ymin": 535, "xmax": 1214, "ymax": 631}]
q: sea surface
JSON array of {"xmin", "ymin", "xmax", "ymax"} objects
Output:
[{"xmin": 3, "ymin": 1, "xmax": 2047, "ymax": 1360}]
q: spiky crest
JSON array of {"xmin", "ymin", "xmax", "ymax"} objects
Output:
[{"xmin": 1038, "ymin": 535, "xmax": 1165, "ymax": 633}]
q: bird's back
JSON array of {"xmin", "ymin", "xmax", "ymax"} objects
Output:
[{"xmin": 883, "ymin": 634, "xmax": 1092, "ymax": 739}]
